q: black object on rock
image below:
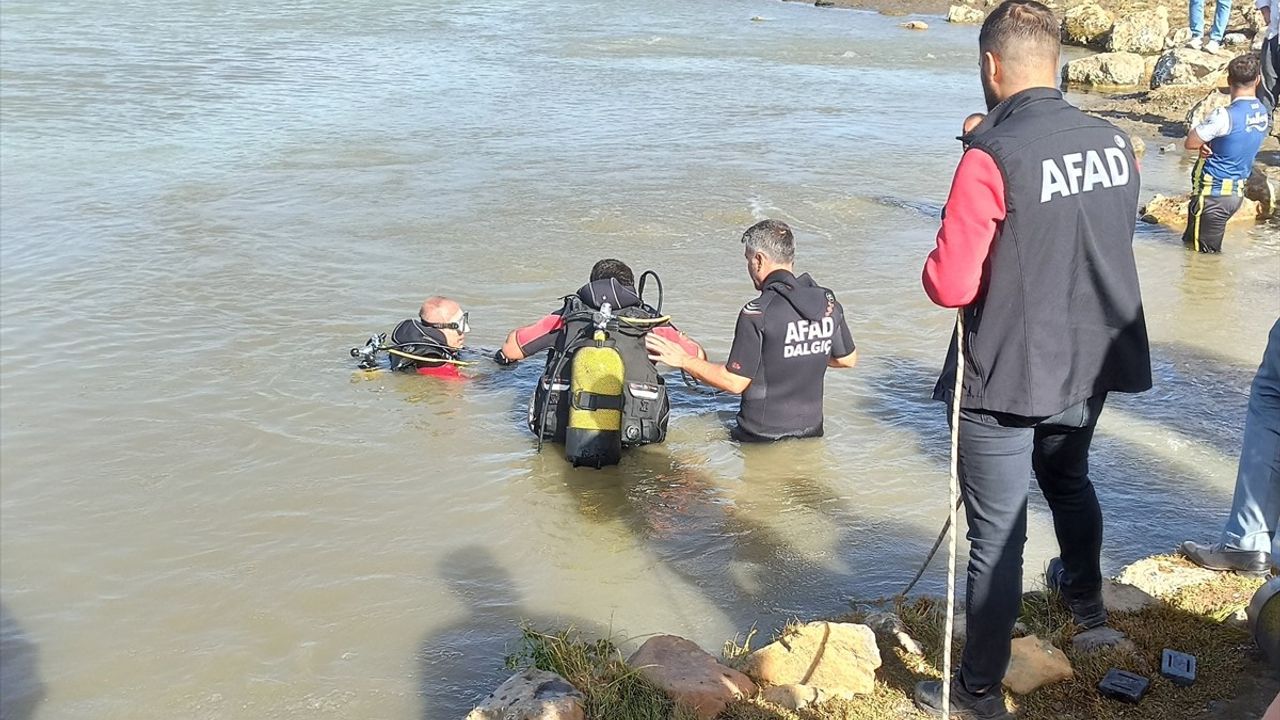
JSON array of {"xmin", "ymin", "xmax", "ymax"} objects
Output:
[
  {"xmin": 1160, "ymin": 649, "xmax": 1197, "ymax": 686},
  {"xmin": 1098, "ymin": 669, "xmax": 1150, "ymax": 703}
]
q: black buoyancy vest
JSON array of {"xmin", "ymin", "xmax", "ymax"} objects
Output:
[
  {"xmin": 388, "ymin": 319, "xmax": 458, "ymax": 372},
  {"xmin": 530, "ymin": 279, "xmax": 669, "ymax": 446},
  {"xmin": 937, "ymin": 87, "xmax": 1152, "ymax": 417}
]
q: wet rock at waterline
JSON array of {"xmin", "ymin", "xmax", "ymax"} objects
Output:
[
  {"xmin": 901, "ymin": 20, "xmax": 929, "ymax": 30},
  {"xmin": 1107, "ymin": 6, "xmax": 1169, "ymax": 55},
  {"xmin": 1116, "ymin": 555, "xmax": 1237, "ymax": 599},
  {"xmin": 1140, "ymin": 193, "xmax": 1265, "ymax": 226},
  {"xmin": 742, "ymin": 621, "xmax": 882, "ymax": 695},
  {"xmin": 1064, "ymin": 52, "xmax": 1146, "ymax": 87},
  {"xmin": 1063, "ymin": 3, "xmax": 1115, "ymax": 48},
  {"xmin": 627, "ymin": 635, "xmax": 757, "ymax": 720},
  {"xmin": 1003, "ymin": 636, "xmax": 1074, "ymax": 694},
  {"xmin": 947, "ymin": 4, "xmax": 985, "ymax": 24},
  {"xmin": 465, "ymin": 670, "xmax": 585, "ymax": 720},
  {"xmin": 1150, "ymin": 48, "xmax": 1228, "ymax": 90}
]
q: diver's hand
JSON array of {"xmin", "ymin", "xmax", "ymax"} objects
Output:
[
  {"xmin": 1199, "ymin": 144, "xmax": 1213, "ymax": 159},
  {"xmin": 493, "ymin": 349, "xmax": 515, "ymax": 366},
  {"xmin": 645, "ymin": 333, "xmax": 691, "ymax": 369}
]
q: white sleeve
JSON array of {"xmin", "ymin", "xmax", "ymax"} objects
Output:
[{"xmin": 1194, "ymin": 108, "xmax": 1232, "ymax": 143}]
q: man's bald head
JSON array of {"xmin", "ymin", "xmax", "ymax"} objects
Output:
[
  {"xmin": 420, "ymin": 296, "xmax": 461, "ymax": 324},
  {"xmin": 978, "ymin": 0, "xmax": 1061, "ymax": 109}
]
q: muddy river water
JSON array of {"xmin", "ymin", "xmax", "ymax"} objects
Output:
[{"xmin": 1, "ymin": 0, "xmax": 1277, "ymax": 717}]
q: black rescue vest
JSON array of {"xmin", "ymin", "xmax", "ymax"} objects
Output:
[
  {"xmin": 936, "ymin": 88, "xmax": 1152, "ymax": 417},
  {"xmin": 388, "ymin": 320, "xmax": 458, "ymax": 372},
  {"xmin": 529, "ymin": 279, "xmax": 669, "ymax": 447}
]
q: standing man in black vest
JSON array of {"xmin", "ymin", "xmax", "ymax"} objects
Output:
[{"xmin": 914, "ymin": 2, "xmax": 1152, "ymax": 717}]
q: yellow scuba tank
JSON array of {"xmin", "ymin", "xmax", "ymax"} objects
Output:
[{"xmin": 565, "ymin": 326, "xmax": 625, "ymax": 468}]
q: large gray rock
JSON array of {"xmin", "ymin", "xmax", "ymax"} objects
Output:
[
  {"xmin": 465, "ymin": 669, "xmax": 585, "ymax": 720},
  {"xmin": 628, "ymin": 635, "xmax": 756, "ymax": 720},
  {"xmin": 742, "ymin": 621, "xmax": 882, "ymax": 696},
  {"xmin": 1150, "ymin": 48, "xmax": 1228, "ymax": 89},
  {"xmin": 1063, "ymin": 3, "xmax": 1115, "ymax": 47},
  {"xmin": 1064, "ymin": 52, "xmax": 1146, "ymax": 87},
  {"xmin": 1003, "ymin": 636, "xmax": 1074, "ymax": 695},
  {"xmin": 1228, "ymin": 4, "xmax": 1265, "ymax": 34},
  {"xmin": 947, "ymin": 4, "xmax": 986, "ymax": 24},
  {"xmin": 1101, "ymin": 578, "xmax": 1157, "ymax": 614},
  {"xmin": 1107, "ymin": 7, "xmax": 1170, "ymax": 54}
]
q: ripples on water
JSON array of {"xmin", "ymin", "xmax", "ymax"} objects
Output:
[{"xmin": 1, "ymin": 0, "xmax": 1277, "ymax": 717}]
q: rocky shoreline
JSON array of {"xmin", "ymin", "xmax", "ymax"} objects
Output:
[
  {"xmin": 463, "ymin": 554, "xmax": 1276, "ymax": 720},
  {"xmin": 793, "ymin": 0, "xmax": 1280, "ymax": 225}
]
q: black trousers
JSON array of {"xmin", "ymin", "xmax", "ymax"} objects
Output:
[
  {"xmin": 1262, "ymin": 35, "xmax": 1279, "ymax": 113},
  {"xmin": 955, "ymin": 394, "xmax": 1107, "ymax": 693},
  {"xmin": 1183, "ymin": 193, "xmax": 1244, "ymax": 254}
]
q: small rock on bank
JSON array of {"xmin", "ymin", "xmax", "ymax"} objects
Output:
[
  {"xmin": 628, "ymin": 635, "xmax": 756, "ymax": 720},
  {"xmin": 1072, "ymin": 626, "xmax": 1137, "ymax": 655},
  {"xmin": 465, "ymin": 669, "xmax": 585, "ymax": 720},
  {"xmin": 1064, "ymin": 52, "xmax": 1146, "ymax": 87},
  {"xmin": 762, "ymin": 684, "xmax": 843, "ymax": 711},
  {"xmin": 947, "ymin": 4, "xmax": 985, "ymax": 24},
  {"xmin": 1003, "ymin": 635, "xmax": 1074, "ymax": 695},
  {"xmin": 742, "ymin": 621, "xmax": 882, "ymax": 696}
]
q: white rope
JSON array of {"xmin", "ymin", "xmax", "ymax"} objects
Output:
[{"xmin": 943, "ymin": 308, "xmax": 965, "ymax": 718}]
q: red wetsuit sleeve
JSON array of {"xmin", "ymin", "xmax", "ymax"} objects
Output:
[
  {"xmin": 514, "ymin": 313, "xmax": 566, "ymax": 356},
  {"xmin": 653, "ymin": 325, "xmax": 702, "ymax": 357},
  {"xmin": 922, "ymin": 149, "xmax": 1007, "ymax": 308}
]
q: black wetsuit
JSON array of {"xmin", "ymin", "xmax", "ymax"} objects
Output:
[{"xmin": 725, "ymin": 269, "xmax": 855, "ymax": 442}]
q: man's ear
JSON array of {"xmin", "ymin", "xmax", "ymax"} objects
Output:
[{"xmin": 982, "ymin": 51, "xmax": 999, "ymax": 84}]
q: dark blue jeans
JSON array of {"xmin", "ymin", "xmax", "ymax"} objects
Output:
[{"xmin": 955, "ymin": 393, "xmax": 1108, "ymax": 693}]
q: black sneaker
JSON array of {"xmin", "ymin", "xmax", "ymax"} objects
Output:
[
  {"xmin": 1179, "ymin": 541, "xmax": 1271, "ymax": 574},
  {"xmin": 1046, "ymin": 557, "xmax": 1108, "ymax": 629},
  {"xmin": 913, "ymin": 680, "xmax": 1012, "ymax": 719}
]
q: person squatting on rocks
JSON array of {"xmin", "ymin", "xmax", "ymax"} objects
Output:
[
  {"xmin": 388, "ymin": 296, "xmax": 470, "ymax": 379},
  {"xmin": 644, "ymin": 220, "xmax": 858, "ymax": 443},
  {"xmin": 1183, "ymin": 54, "xmax": 1272, "ymax": 253},
  {"xmin": 496, "ymin": 258, "xmax": 704, "ymax": 455},
  {"xmin": 915, "ymin": 1, "xmax": 1152, "ymax": 717},
  {"xmin": 1188, "ymin": 0, "xmax": 1232, "ymax": 53},
  {"xmin": 1180, "ymin": 318, "xmax": 1280, "ymax": 575},
  {"xmin": 1258, "ymin": 0, "xmax": 1280, "ymax": 110}
]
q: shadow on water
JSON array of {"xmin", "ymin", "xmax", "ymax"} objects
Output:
[
  {"xmin": 417, "ymin": 546, "xmax": 611, "ymax": 720},
  {"xmin": 856, "ymin": 351, "xmax": 1243, "ymax": 573},
  {"xmin": 532, "ymin": 433, "xmax": 957, "ymax": 638},
  {"xmin": 0, "ymin": 601, "xmax": 44, "ymax": 720}
]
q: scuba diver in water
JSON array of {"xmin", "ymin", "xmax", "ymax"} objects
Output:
[
  {"xmin": 645, "ymin": 220, "xmax": 858, "ymax": 442},
  {"xmin": 495, "ymin": 259, "xmax": 705, "ymax": 468},
  {"xmin": 351, "ymin": 296, "xmax": 470, "ymax": 379}
]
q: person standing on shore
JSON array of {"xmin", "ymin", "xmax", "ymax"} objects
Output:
[
  {"xmin": 1183, "ymin": 54, "xmax": 1270, "ymax": 253},
  {"xmin": 1180, "ymin": 318, "xmax": 1280, "ymax": 575},
  {"xmin": 1258, "ymin": 0, "xmax": 1280, "ymax": 110},
  {"xmin": 914, "ymin": 2, "xmax": 1152, "ymax": 717},
  {"xmin": 1187, "ymin": 0, "xmax": 1233, "ymax": 53}
]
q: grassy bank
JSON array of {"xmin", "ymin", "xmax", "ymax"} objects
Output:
[{"xmin": 504, "ymin": 563, "xmax": 1272, "ymax": 720}]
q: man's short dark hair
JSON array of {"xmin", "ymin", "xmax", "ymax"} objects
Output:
[
  {"xmin": 979, "ymin": 0, "xmax": 1060, "ymax": 64},
  {"xmin": 1228, "ymin": 54, "xmax": 1261, "ymax": 88},
  {"xmin": 590, "ymin": 258, "xmax": 635, "ymax": 287},
  {"xmin": 741, "ymin": 219, "xmax": 795, "ymax": 264}
]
